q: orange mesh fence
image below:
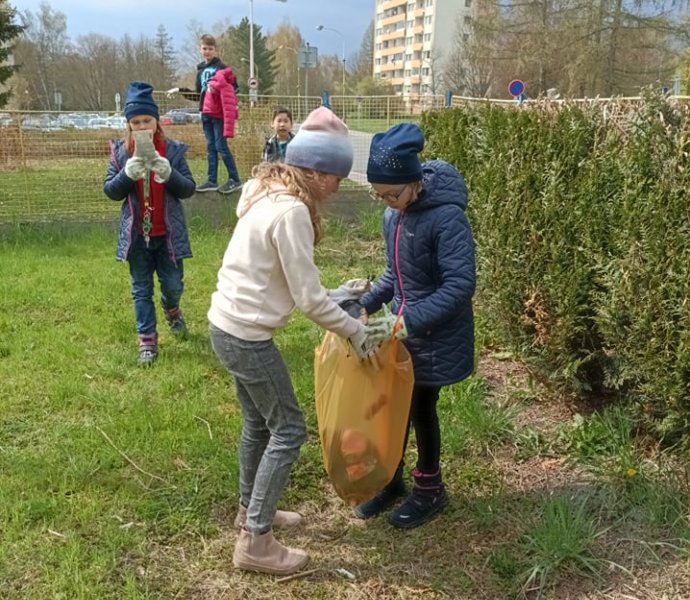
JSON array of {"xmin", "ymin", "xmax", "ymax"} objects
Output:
[{"xmin": 0, "ymin": 93, "xmax": 446, "ymax": 223}]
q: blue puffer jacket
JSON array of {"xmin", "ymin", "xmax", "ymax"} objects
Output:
[
  {"xmin": 103, "ymin": 138, "xmax": 196, "ymax": 263},
  {"xmin": 360, "ymin": 160, "xmax": 476, "ymax": 386}
]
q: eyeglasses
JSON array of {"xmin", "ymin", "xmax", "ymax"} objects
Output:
[{"xmin": 368, "ymin": 185, "xmax": 408, "ymax": 203}]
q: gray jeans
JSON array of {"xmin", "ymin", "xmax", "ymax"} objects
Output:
[{"xmin": 209, "ymin": 323, "xmax": 307, "ymax": 534}]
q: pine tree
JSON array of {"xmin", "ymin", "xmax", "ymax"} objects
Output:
[
  {"xmin": 0, "ymin": 1, "xmax": 25, "ymax": 108},
  {"xmin": 227, "ymin": 17, "xmax": 276, "ymax": 94}
]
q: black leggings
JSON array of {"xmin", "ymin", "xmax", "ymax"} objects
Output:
[{"xmin": 402, "ymin": 384, "xmax": 442, "ymax": 473}]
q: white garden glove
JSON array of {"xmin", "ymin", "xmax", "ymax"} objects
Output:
[
  {"xmin": 150, "ymin": 153, "xmax": 172, "ymax": 183},
  {"xmin": 366, "ymin": 304, "xmax": 409, "ymax": 345},
  {"xmin": 347, "ymin": 323, "xmax": 376, "ymax": 361},
  {"xmin": 328, "ymin": 278, "xmax": 371, "ymax": 304},
  {"xmin": 124, "ymin": 156, "xmax": 146, "ymax": 180}
]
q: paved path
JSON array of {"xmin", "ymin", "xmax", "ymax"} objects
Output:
[{"xmin": 349, "ymin": 129, "xmax": 374, "ymax": 186}]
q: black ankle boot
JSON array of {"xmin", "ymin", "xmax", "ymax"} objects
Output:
[
  {"xmin": 353, "ymin": 465, "xmax": 406, "ymax": 519},
  {"xmin": 388, "ymin": 468, "xmax": 448, "ymax": 529}
]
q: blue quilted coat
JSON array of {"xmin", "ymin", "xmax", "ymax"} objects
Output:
[
  {"xmin": 360, "ymin": 160, "xmax": 476, "ymax": 386},
  {"xmin": 103, "ymin": 138, "xmax": 196, "ymax": 263}
]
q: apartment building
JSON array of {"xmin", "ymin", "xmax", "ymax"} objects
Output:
[{"xmin": 373, "ymin": 0, "xmax": 473, "ymax": 100}]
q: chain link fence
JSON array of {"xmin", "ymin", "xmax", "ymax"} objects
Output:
[{"xmin": 0, "ymin": 93, "xmax": 447, "ymax": 224}]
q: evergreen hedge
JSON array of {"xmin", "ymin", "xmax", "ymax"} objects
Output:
[{"xmin": 421, "ymin": 93, "xmax": 690, "ymax": 442}]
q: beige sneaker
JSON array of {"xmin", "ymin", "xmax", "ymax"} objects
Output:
[
  {"xmin": 233, "ymin": 504, "xmax": 303, "ymax": 529},
  {"xmin": 233, "ymin": 529, "xmax": 309, "ymax": 575}
]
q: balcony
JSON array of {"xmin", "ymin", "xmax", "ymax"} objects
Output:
[
  {"xmin": 382, "ymin": 13, "xmax": 406, "ymax": 27},
  {"xmin": 382, "ymin": 0, "xmax": 407, "ymax": 10},
  {"xmin": 382, "ymin": 29, "xmax": 405, "ymax": 42},
  {"xmin": 380, "ymin": 46, "xmax": 401, "ymax": 57}
]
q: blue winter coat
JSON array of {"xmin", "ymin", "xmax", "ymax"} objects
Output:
[
  {"xmin": 103, "ymin": 138, "xmax": 196, "ymax": 263},
  {"xmin": 360, "ymin": 160, "xmax": 476, "ymax": 386}
]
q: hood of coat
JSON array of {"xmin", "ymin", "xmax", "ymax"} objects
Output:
[
  {"xmin": 211, "ymin": 67, "xmax": 237, "ymax": 90},
  {"xmin": 407, "ymin": 159, "xmax": 468, "ymax": 213}
]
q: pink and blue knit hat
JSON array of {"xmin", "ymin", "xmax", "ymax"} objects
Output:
[{"xmin": 285, "ymin": 107, "xmax": 353, "ymax": 178}]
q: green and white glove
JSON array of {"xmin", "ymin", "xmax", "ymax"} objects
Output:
[
  {"xmin": 124, "ymin": 156, "xmax": 146, "ymax": 180},
  {"xmin": 328, "ymin": 278, "xmax": 371, "ymax": 304},
  {"xmin": 366, "ymin": 304, "xmax": 408, "ymax": 344},
  {"xmin": 151, "ymin": 154, "xmax": 172, "ymax": 183},
  {"xmin": 347, "ymin": 323, "xmax": 376, "ymax": 360}
]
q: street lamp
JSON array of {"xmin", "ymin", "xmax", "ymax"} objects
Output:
[
  {"xmin": 316, "ymin": 25, "xmax": 346, "ymax": 97},
  {"xmin": 240, "ymin": 56, "xmax": 259, "ymax": 83},
  {"xmin": 249, "ymin": 0, "xmax": 287, "ymax": 82}
]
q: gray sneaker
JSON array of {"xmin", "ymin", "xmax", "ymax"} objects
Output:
[
  {"xmin": 137, "ymin": 345, "xmax": 158, "ymax": 367},
  {"xmin": 196, "ymin": 181, "xmax": 218, "ymax": 192},
  {"xmin": 218, "ymin": 179, "xmax": 242, "ymax": 194},
  {"xmin": 165, "ymin": 310, "xmax": 188, "ymax": 339}
]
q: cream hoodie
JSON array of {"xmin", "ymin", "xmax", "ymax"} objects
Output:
[{"xmin": 208, "ymin": 180, "xmax": 363, "ymax": 341}]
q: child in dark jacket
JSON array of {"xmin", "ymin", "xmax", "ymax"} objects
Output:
[
  {"xmin": 103, "ymin": 81, "xmax": 196, "ymax": 367},
  {"xmin": 261, "ymin": 106, "xmax": 295, "ymax": 162},
  {"xmin": 351, "ymin": 123, "xmax": 476, "ymax": 529}
]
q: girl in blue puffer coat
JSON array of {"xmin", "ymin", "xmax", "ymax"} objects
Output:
[
  {"xmin": 103, "ymin": 81, "xmax": 196, "ymax": 367},
  {"xmin": 352, "ymin": 123, "xmax": 476, "ymax": 528}
]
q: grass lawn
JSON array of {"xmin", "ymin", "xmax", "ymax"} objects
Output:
[{"xmin": 2, "ymin": 211, "xmax": 689, "ymax": 599}]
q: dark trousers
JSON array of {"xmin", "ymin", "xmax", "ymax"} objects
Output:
[{"xmin": 402, "ymin": 384, "xmax": 442, "ymax": 473}]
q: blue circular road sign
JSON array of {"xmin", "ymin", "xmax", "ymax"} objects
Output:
[{"xmin": 508, "ymin": 79, "xmax": 525, "ymax": 97}]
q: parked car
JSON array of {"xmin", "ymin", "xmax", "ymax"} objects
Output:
[
  {"xmin": 161, "ymin": 108, "xmax": 200, "ymax": 125},
  {"xmin": 21, "ymin": 115, "xmax": 62, "ymax": 132},
  {"xmin": 56, "ymin": 113, "xmax": 90, "ymax": 129}
]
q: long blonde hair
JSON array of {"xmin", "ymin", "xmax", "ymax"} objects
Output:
[{"xmin": 240, "ymin": 162, "xmax": 327, "ymax": 244}]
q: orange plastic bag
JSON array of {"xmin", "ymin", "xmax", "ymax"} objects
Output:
[{"xmin": 314, "ymin": 332, "xmax": 414, "ymax": 506}]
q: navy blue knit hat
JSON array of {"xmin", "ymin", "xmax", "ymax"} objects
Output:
[
  {"xmin": 124, "ymin": 81, "xmax": 159, "ymax": 121},
  {"xmin": 367, "ymin": 123, "xmax": 424, "ymax": 184}
]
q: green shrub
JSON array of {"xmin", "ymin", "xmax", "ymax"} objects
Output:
[{"xmin": 421, "ymin": 92, "xmax": 690, "ymax": 442}]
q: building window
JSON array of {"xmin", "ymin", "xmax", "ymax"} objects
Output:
[
  {"xmin": 422, "ymin": 67, "xmax": 430, "ymax": 75},
  {"xmin": 463, "ymin": 33, "xmax": 470, "ymax": 42},
  {"xmin": 405, "ymin": 53, "xmax": 412, "ymax": 60},
  {"xmin": 425, "ymin": 15, "xmax": 432, "ymax": 24},
  {"xmin": 465, "ymin": 0, "xmax": 472, "ymax": 6},
  {"xmin": 424, "ymin": 50, "xmax": 431, "ymax": 59},
  {"xmin": 464, "ymin": 15, "xmax": 471, "ymax": 25},
  {"xmin": 423, "ymin": 33, "xmax": 431, "ymax": 41},
  {"xmin": 426, "ymin": 0, "xmax": 433, "ymax": 5}
]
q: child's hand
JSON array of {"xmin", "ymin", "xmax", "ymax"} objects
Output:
[
  {"xmin": 366, "ymin": 305, "xmax": 408, "ymax": 343},
  {"xmin": 124, "ymin": 156, "xmax": 146, "ymax": 180},
  {"xmin": 151, "ymin": 154, "xmax": 172, "ymax": 183}
]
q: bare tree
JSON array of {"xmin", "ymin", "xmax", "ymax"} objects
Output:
[
  {"xmin": 445, "ymin": 0, "xmax": 689, "ymax": 99},
  {"xmin": 266, "ymin": 21, "xmax": 305, "ymax": 97},
  {"xmin": 350, "ymin": 20, "xmax": 374, "ymax": 82},
  {"xmin": 16, "ymin": 2, "xmax": 70, "ymax": 109}
]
